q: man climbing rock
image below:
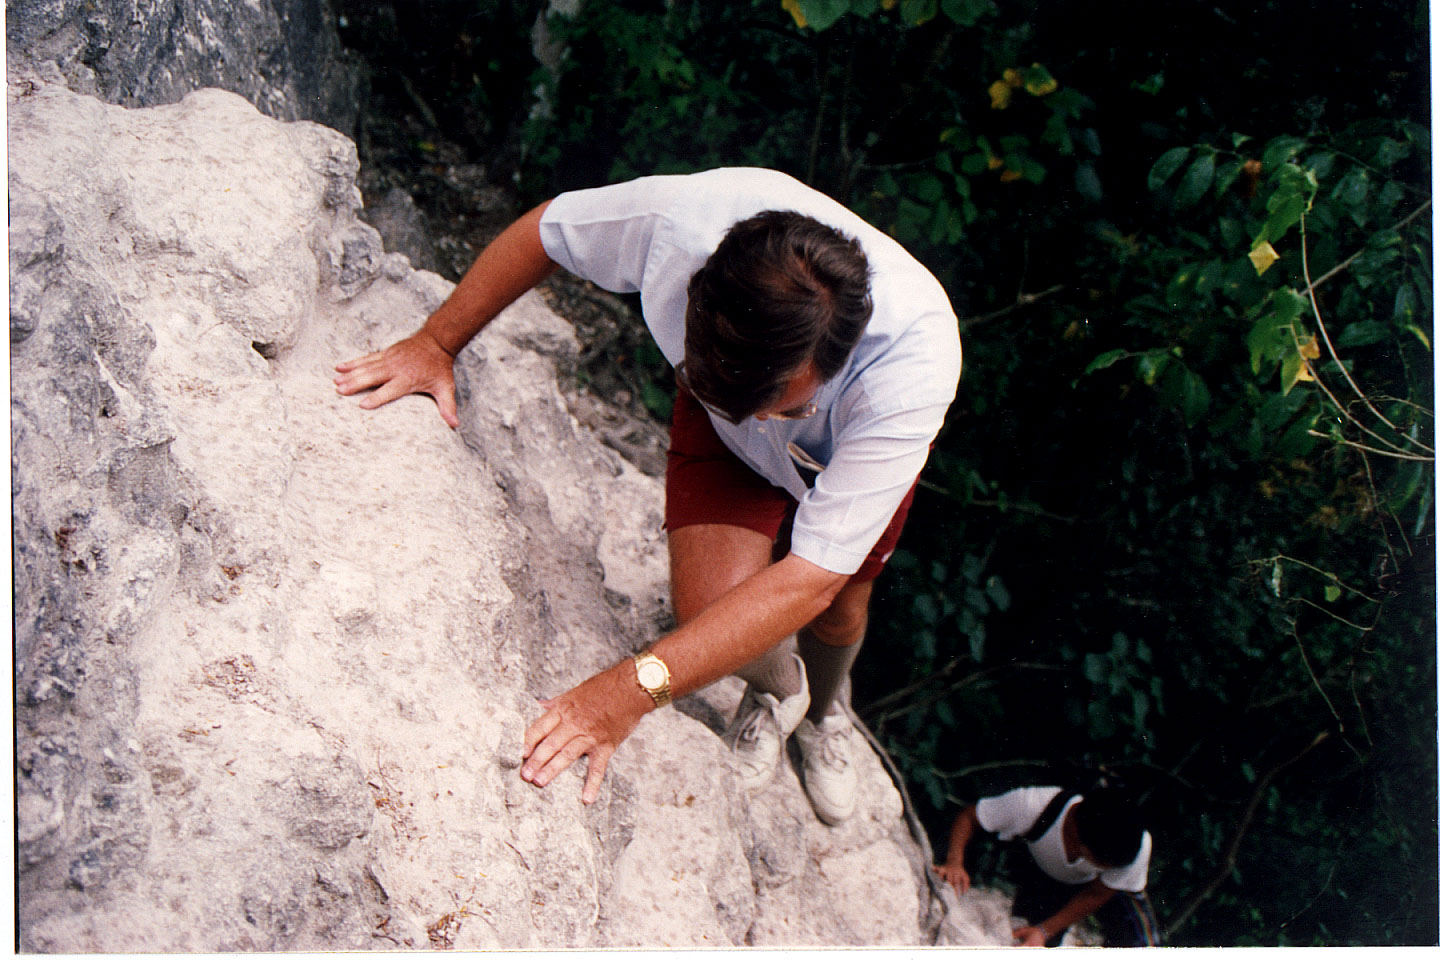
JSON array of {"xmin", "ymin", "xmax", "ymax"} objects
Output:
[
  {"xmin": 335, "ymin": 167, "xmax": 961, "ymax": 824},
  {"xmin": 935, "ymin": 785, "xmax": 1160, "ymax": 946}
]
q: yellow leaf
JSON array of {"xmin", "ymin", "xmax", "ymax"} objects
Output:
[
  {"xmin": 782, "ymin": 0, "xmax": 807, "ymax": 28},
  {"xmin": 1003, "ymin": 68, "xmax": 1023, "ymax": 88},
  {"xmin": 1297, "ymin": 334, "xmax": 1320, "ymax": 360},
  {"xmin": 1024, "ymin": 64, "xmax": 1059, "ymax": 96},
  {"xmin": 988, "ymin": 80, "xmax": 1012, "ymax": 110},
  {"xmin": 986, "ymin": 154, "xmax": 1005, "ymax": 170},
  {"xmin": 1248, "ymin": 241, "xmax": 1280, "ymax": 275},
  {"xmin": 1000, "ymin": 169, "xmax": 1024, "ymax": 182},
  {"xmin": 1294, "ymin": 361, "xmax": 1315, "ymax": 383}
]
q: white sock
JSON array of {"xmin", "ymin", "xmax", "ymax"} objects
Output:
[{"xmin": 734, "ymin": 636, "xmax": 803, "ymax": 700}]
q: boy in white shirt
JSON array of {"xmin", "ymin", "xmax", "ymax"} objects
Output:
[{"xmin": 936, "ymin": 785, "xmax": 1159, "ymax": 946}]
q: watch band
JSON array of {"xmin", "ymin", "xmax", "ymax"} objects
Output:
[{"xmin": 632, "ymin": 651, "xmax": 672, "ymax": 707}]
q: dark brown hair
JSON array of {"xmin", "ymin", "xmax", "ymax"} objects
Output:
[
  {"xmin": 681, "ymin": 210, "xmax": 872, "ymax": 422},
  {"xmin": 1073, "ymin": 788, "xmax": 1145, "ymax": 868}
]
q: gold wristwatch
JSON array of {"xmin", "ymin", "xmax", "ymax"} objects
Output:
[{"xmin": 632, "ymin": 651, "xmax": 672, "ymax": 708}]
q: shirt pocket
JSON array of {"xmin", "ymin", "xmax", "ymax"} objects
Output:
[{"xmin": 787, "ymin": 441, "xmax": 827, "ymax": 488}]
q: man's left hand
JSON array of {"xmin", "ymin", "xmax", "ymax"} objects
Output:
[
  {"xmin": 1012, "ymin": 925, "xmax": 1048, "ymax": 947},
  {"xmin": 521, "ymin": 662, "xmax": 649, "ymax": 804}
]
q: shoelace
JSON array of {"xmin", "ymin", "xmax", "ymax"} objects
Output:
[
  {"xmin": 736, "ymin": 694, "xmax": 780, "ymax": 748},
  {"xmin": 810, "ymin": 724, "xmax": 851, "ymax": 770}
]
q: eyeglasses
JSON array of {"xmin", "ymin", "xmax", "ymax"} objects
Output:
[
  {"xmin": 766, "ymin": 399, "xmax": 819, "ymax": 421},
  {"xmin": 675, "ymin": 362, "xmax": 818, "ymax": 422}
]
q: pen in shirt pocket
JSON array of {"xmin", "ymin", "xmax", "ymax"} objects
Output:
[{"xmin": 787, "ymin": 442, "xmax": 827, "ymax": 474}]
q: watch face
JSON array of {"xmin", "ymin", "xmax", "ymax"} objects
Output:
[{"xmin": 638, "ymin": 661, "xmax": 666, "ymax": 688}]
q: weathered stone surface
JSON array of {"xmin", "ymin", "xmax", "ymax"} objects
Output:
[
  {"xmin": 360, "ymin": 187, "xmax": 440, "ymax": 275},
  {"xmin": 10, "ymin": 70, "xmax": 1006, "ymax": 950},
  {"xmin": 6, "ymin": 0, "xmax": 362, "ymax": 134}
]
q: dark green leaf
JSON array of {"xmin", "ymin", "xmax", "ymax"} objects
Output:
[
  {"xmin": 984, "ymin": 575, "xmax": 1011, "ymax": 611},
  {"xmin": 1137, "ymin": 350, "xmax": 1171, "ymax": 386},
  {"xmin": 914, "ymin": 593, "xmax": 940, "ymax": 624},
  {"xmin": 1180, "ymin": 366, "xmax": 1212, "ymax": 426},
  {"xmin": 641, "ymin": 383, "xmax": 672, "ymax": 420},
  {"xmin": 1264, "ymin": 190, "xmax": 1308, "ymax": 246},
  {"xmin": 1332, "ymin": 169, "xmax": 1370, "ymax": 208},
  {"xmin": 1148, "ymin": 146, "xmax": 1190, "ymax": 191},
  {"xmin": 796, "ymin": 0, "xmax": 851, "ymax": 30},
  {"xmin": 1394, "ymin": 283, "xmax": 1419, "ymax": 325},
  {"xmin": 1218, "ymin": 217, "xmax": 1246, "ymax": 250},
  {"xmin": 960, "ymin": 152, "xmax": 990, "ymax": 175},
  {"xmin": 1336, "ymin": 321, "xmax": 1389, "ymax": 347},
  {"xmin": 1084, "ymin": 348, "xmax": 1129, "ymax": 374},
  {"xmin": 900, "ymin": 0, "xmax": 938, "ymax": 25},
  {"xmin": 1087, "ymin": 700, "xmax": 1117, "ymax": 739},
  {"xmin": 913, "ymin": 174, "xmax": 944, "ymax": 203},
  {"xmin": 1373, "ymin": 137, "xmax": 1411, "ymax": 168},
  {"xmin": 1174, "ymin": 152, "xmax": 1216, "ymax": 209},
  {"xmin": 964, "ymin": 585, "xmax": 987, "ymax": 612},
  {"xmin": 1275, "ymin": 408, "xmax": 1321, "ymax": 457},
  {"xmin": 1261, "ymin": 135, "xmax": 1308, "ymax": 170},
  {"xmin": 1214, "ymin": 159, "xmax": 1243, "ymax": 196},
  {"xmin": 1132, "ymin": 689, "xmax": 1149, "ymax": 729},
  {"xmin": 940, "ymin": 0, "xmax": 991, "ymax": 26}
]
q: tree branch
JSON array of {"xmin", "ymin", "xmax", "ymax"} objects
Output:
[
  {"xmin": 1308, "ymin": 200, "xmax": 1431, "ymax": 293},
  {"xmin": 1299, "ymin": 213, "xmax": 1434, "ymax": 455},
  {"xmin": 959, "ymin": 284, "xmax": 1066, "ymax": 331},
  {"xmin": 1164, "ymin": 731, "xmax": 1331, "ymax": 938}
]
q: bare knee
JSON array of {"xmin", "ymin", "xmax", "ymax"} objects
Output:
[
  {"xmin": 805, "ymin": 579, "xmax": 872, "ymax": 646},
  {"xmin": 669, "ymin": 523, "xmax": 774, "ymax": 626}
]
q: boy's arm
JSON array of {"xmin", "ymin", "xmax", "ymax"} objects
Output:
[
  {"xmin": 334, "ymin": 200, "xmax": 557, "ymax": 427},
  {"xmin": 934, "ymin": 804, "xmax": 980, "ymax": 894},
  {"xmin": 1013, "ymin": 877, "xmax": 1117, "ymax": 946}
]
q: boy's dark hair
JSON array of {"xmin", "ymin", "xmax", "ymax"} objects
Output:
[
  {"xmin": 1072, "ymin": 787, "xmax": 1145, "ymax": 868},
  {"xmin": 681, "ymin": 210, "xmax": 872, "ymax": 422}
]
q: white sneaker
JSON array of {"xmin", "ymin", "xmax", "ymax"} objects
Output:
[
  {"xmin": 724, "ymin": 655, "xmax": 810, "ymax": 790},
  {"xmin": 793, "ymin": 707, "xmax": 858, "ymax": 824}
]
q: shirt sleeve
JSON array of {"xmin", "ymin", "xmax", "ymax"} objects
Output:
[
  {"xmin": 1100, "ymin": 831, "xmax": 1152, "ymax": 893},
  {"xmin": 537, "ymin": 178, "xmax": 673, "ymax": 294},
  {"xmin": 974, "ymin": 787, "xmax": 1063, "ymax": 842},
  {"xmin": 787, "ymin": 393, "xmax": 947, "ymax": 575}
]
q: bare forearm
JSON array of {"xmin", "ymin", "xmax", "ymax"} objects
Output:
[
  {"xmin": 944, "ymin": 806, "xmax": 979, "ymax": 867},
  {"xmin": 1041, "ymin": 880, "xmax": 1117, "ymax": 940},
  {"xmin": 422, "ymin": 200, "xmax": 559, "ymax": 356},
  {"xmin": 651, "ymin": 552, "xmax": 846, "ymax": 699},
  {"xmin": 519, "ymin": 551, "xmax": 845, "ymax": 802}
]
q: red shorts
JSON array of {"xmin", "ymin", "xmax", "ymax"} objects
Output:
[{"xmin": 664, "ymin": 388, "xmax": 917, "ymax": 584}]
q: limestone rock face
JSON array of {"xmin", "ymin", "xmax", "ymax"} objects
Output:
[
  {"xmin": 9, "ymin": 70, "xmax": 998, "ymax": 950},
  {"xmin": 6, "ymin": 0, "xmax": 362, "ymax": 134}
]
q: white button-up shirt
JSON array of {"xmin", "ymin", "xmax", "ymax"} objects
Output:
[{"xmin": 539, "ymin": 168, "xmax": 962, "ymax": 576}]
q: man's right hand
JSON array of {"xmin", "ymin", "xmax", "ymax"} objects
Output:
[
  {"xmin": 934, "ymin": 862, "xmax": 971, "ymax": 895},
  {"xmin": 334, "ymin": 330, "xmax": 460, "ymax": 428}
]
